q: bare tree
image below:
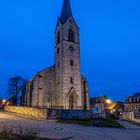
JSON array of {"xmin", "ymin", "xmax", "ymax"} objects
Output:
[{"xmin": 7, "ymin": 75, "xmax": 27, "ymax": 105}]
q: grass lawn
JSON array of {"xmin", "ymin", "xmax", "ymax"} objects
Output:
[
  {"xmin": 58, "ymin": 118, "xmax": 124, "ymax": 128},
  {"xmin": 58, "ymin": 119, "xmax": 91, "ymax": 126}
]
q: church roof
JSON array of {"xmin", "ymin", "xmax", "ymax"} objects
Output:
[{"xmin": 60, "ymin": 0, "xmax": 72, "ymax": 23}]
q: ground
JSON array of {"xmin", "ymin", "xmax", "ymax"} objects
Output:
[{"xmin": 0, "ymin": 112, "xmax": 140, "ymax": 140}]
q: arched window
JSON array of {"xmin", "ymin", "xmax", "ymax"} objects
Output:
[
  {"xmin": 70, "ymin": 77, "xmax": 74, "ymax": 84},
  {"xmin": 70, "ymin": 59, "xmax": 74, "ymax": 66},
  {"xmin": 57, "ymin": 47, "xmax": 60, "ymax": 54},
  {"xmin": 68, "ymin": 29, "xmax": 74, "ymax": 42},
  {"xmin": 57, "ymin": 31, "xmax": 60, "ymax": 45}
]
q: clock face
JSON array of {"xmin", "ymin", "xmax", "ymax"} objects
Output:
[{"xmin": 69, "ymin": 46, "xmax": 74, "ymax": 53}]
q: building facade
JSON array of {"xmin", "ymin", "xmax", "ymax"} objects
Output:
[
  {"xmin": 21, "ymin": 0, "xmax": 90, "ymax": 110},
  {"xmin": 125, "ymin": 93, "xmax": 140, "ymax": 112},
  {"xmin": 90, "ymin": 96, "xmax": 109, "ymax": 111}
]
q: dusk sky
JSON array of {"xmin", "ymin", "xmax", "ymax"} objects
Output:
[{"xmin": 0, "ymin": 0, "xmax": 140, "ymax": 101}]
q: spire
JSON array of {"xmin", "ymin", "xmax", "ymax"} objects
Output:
[{"xmin": 60, "ymin": 0, "xmax": 72, "ymax": 23}]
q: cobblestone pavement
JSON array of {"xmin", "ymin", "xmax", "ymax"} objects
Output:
[{"xmin": 0, "ymin": 112, "xmax": 140, "ymax": 140}]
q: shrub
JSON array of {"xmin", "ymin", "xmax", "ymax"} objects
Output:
[{"xmin": 0, "ymin": 124, "xmax": 39, "ymax": 140}]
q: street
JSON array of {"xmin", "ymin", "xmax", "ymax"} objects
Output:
[{"xmin": 0, "ymin": 111, "xmax": 140, "ymax": 140}]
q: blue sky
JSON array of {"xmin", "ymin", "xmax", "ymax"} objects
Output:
[{"xmin": 0, "ymin": 0, "xmax": 140, "ymax": 101}]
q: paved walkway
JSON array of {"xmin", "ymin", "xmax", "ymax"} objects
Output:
[
  {"xmin": 0, "ymin": 112, "xmax": 140, "ymax": 140},
  {"xmin": 118, "ymin": 120, "xmax": 140, "ymax": 129}
]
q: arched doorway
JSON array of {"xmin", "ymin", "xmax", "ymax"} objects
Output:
[
  {"xmin": 69, "ymin": 95, "xmax": 74, "ymax": 109},
  {"xmin": 67, "ymin": 87, "xmax": 78, "ymax": 110}
]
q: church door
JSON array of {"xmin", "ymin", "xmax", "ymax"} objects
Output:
[{"xmin": 69, "ymin": 95, "xmax": 74, "ymax": 109}]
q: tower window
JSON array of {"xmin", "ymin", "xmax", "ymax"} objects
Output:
[
  {"xmin": 38, "ymin": 74, "xmax": 42, "ymax": 78},
  {"xmin": 57, "ymin": 78, "xmax": 60, "ymax": 85},
  {"xmin": 70, "ymin": 59, "xmax": 74, "ymax": 66},
  {"xmin": 69, "ymin": 46, "xmax": 74, "ymax": 53},
  {"xmin": 57, "ymin": 47, "xmax": 60, "ymax": 54},
  {"xmin": 70, "ymin": 77, "xmax": 74, "ymax": 84},
  {"xmin": 57, "ymin": 31, "xmax": 60, "ymax": 45},
  {"xmin": 58, "ymin": 62, "xmax": 59, "ymax": 68},
  {"xmin": 68, "ymin": 29, "xmax": 74, "ymax": 42}
]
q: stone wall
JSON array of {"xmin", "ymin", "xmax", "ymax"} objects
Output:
[
  {"xmin": 121, "ymin": 112, "xmax": 134, "ymax": 121},
  {"xmin": 4, "ymin": 106, "xmax": 93, "ymax": 120},
  {"xmin": 121, "ymin": 112, "xmax": 140, "ymax": 123},
  {"xmin": 4, "ymin": 106, "xmax": 48, "ymax": 119},
  {"xmin": 39, "ymin": 66, "xmax": 55, "ymax": 108},
  {"xmin": 81, "ymin": 76, "xmax": 90, "ymax": 110},
  {"xmin": 22, "ymin": 66, "xmax": 55, "ymax": 108},
  {"xmin": 48, "ymin": 109, "xmax": 93, "ymax": 120}
]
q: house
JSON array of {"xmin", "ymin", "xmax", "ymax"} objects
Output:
[{"xmin": 125, "ymin": 93, "xmax": 140, "ymax": 112}]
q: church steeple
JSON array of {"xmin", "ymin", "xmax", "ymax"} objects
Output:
[
  {"xmin": 60, "ymin": 0, "xmax": 73, "ymax": 24},
  {"xmin": 54, "ymin": 0, "xmax": 86, "ymax": 110}
]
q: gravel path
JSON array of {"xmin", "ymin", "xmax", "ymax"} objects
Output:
[
  {"xmin": 0, "ymin": 112, "xmax": 140, "ymax": 140},
  {"xmin": 118, "ymin": 120, "xmax": 140, "ymax": 129}
]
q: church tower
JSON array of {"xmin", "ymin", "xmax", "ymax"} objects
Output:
[
  {"xmin": 55, "ymin": 0, "xmax": 83, "ymax": 109},
  {"xmin": 21, "ymin": 0, "xmax": 90, "ymax": 110}
]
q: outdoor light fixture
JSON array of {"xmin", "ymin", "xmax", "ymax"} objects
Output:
[
  {"xmin": 2, "ymin": 100, "xmax": 6, "ymax": 104},
  {"xmin": 106, "ymin": 99, "xmax": 112, "ymax": 104}
]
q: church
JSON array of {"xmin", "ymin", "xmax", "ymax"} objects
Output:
[{"xmin": 21, "ymin": 0, "xmax": 90, "ymax": 110}]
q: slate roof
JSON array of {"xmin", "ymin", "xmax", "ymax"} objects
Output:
[
  {"xmin": 133, "ymin": 93, "xmax": 140, "ymax": 97},
  {"xmin": 127, "ymin": 93, "xmax": 140, "ymax": 98},
  {"xmin": 60, "ymin": 0, "xmax": 72, "ymax": 23}
]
